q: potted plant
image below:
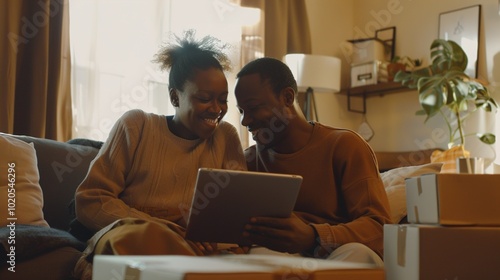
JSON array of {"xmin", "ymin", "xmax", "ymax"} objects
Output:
[
  {"xmin": 392, "ymin": 55, "xmax": 423, "ymax": 71},
  {"xmin": 394, "ymin": 39, "xmax": 498, "ymax": 172},
  {"xmin": 380, "ymin": 56, "xmax": 422, "ymax": 82}
]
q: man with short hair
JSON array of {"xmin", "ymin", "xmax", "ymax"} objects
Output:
[{"xmin": 235, "ymin": 57, "xmax": 391, "ymax": 266}]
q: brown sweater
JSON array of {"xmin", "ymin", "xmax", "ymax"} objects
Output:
[
  {"xmin": 245, "ymin": 122, "xmax": 391, "ymax": 258},
  {"xmin": 75, "ymin": 109, "xmax": 247, "ymax": 232}
]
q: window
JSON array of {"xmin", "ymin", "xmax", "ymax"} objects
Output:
[{"xmin": 69, "ymin": 0, "xmax": 260, "ymax": 145}]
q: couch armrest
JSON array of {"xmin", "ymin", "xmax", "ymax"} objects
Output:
[{"xmin": 10, "ymin": 135, "xmax": 100, "ymax": 230}]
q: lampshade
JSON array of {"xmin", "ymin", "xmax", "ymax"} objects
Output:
[{"xmin": 284, "ymin": 54, "xmax": 341, "ymax": 93}]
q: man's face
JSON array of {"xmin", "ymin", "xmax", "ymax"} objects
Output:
[{"xmin": 235, "ymin": 73, "xmax": 290, "ymax": 148}]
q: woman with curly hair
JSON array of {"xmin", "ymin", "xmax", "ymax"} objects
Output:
[{"xmin": 74, "ymin": 30, "xmax": 247, "ymax": 279}]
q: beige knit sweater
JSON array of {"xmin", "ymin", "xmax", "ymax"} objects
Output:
[{"xmin": 75, "ymin": 109, "xmax": 246, "ymax": 232}]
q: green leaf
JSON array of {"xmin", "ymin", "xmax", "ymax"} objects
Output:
[
  {"xmin": 415, "ymin": 109, "xmax": 426, "ymax": 116},
  {"xmin": 478, "ymin": 133, "xmax": 496, "ymax": 144},
  {"xmin": 419, "ymin": 83, "xmax": 444, "ymax": 117},
  {"xmin": 430, "ymin": 40, "xmax": 467, "ymax": 73},
  {"xmin": 394, "ymin": 70, "xmax": 411, "ymax": 84},
  {"xmin": 448, "ymin": 41, "xmax": 468, "ymax": 71},
  {"xmin": 453, "ymin": 79, "xmax": 472, "ymax": 106}
]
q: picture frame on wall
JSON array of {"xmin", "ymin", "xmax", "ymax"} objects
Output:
[{"xmin": 438, "ymin": 5, "xmax": 481, "ymax": 78}]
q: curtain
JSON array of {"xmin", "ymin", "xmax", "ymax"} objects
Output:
[
  {"xmin": 241, "ymin": 0, "xmax": 312, "ymax": 59},
  {"xmin": 0, "ymin": 0, "xmax": 72, "ymax": 141}
]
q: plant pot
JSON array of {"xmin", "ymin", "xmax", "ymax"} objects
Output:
[
  {"xmin": 386, "ymin": 63, "xmax": 406, "ymax": 82},
  {"xmin": 430, "ymin": 145, "xmax": 470, "ymax": 173},
  {"xmin": 456, "ymin": 157, "xmax": 484, "ymax": 174}
]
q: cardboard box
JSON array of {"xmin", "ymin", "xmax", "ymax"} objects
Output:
[
  {"xmin": 349, "ymin": 38, "xmax": 386, "ymax": 65},
  {"xmin": 384, "ymin": 224, "xmax": 500, "ymax": 280},
  {"xmin": 405, "ymin": 173, "xmax": 500, "ymax": 225},
  {"xmin": 93, "ymin": 254, "xmax": 384, "ymax": 280},
  {"xmin": 351, "ymin": 61, "xmax": 380, "ymax": 87}
]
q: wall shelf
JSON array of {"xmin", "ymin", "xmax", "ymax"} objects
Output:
[{"xmin": 342, "ymin": 82, "xmax": 413, "ymax": 113}]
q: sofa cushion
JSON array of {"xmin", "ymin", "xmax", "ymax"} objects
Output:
[
  {"xmin": 0, "ymin": 134, "xmax": 49, "ymax": 227},
  {"xmin": 381, "ymin": 162, "xmax": 443, "ymax": 223},
  {"xmin": 8, "ymin": 134, "xmax": 100, "ymax": 230}
]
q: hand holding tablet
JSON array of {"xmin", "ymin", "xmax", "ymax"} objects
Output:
[{"xmin": 185, "ymin": 168, "xmax": 303, "ymax": 246}]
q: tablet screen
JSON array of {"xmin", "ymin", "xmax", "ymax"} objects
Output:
[{"xmin": 185, "ymin": 168, "xmax": 303, "ymax": 246}]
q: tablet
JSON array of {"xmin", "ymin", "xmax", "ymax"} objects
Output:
[{"xmin": 185, "ymin": 168, "xmax": 303, "ymax": 246}]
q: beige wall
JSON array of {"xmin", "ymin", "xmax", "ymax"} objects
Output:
[
  {"xmin": 306, "ymin": 0, "xmax": 500, "ymax": 162},
  {"xmin": 305, "ymin": 0, "xmax": 362, "ymax": 131}
]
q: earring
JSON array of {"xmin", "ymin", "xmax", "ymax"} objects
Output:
[{"xmin": 173, "ymin": 99, "xmax": 179, "ymax": 107}]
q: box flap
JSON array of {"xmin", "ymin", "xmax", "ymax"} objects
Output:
[
  {"xmin": 384, "ymin": 224, "xmax": 422, "ymax": 280},
  {"xmin": 405, "ymin": 174, "xmax": 440, "ymax": 224}
]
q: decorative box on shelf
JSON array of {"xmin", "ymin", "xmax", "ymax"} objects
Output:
[
  {"xmin": 348, "ymin": 38, "xmax": 386, "ymax": 65},
  {"xmin": 350, "ymin": 60, "xmax": 381, "ymax": 88}
]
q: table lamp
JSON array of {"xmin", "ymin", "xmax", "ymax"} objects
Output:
[{"xmin": 284, "ymin": 54, "xmax": 341, "ymax": 121}]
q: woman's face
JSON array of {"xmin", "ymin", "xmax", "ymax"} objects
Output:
[{"xmin": 171, "ymin": 67, "xmax": 228, "ymax": 140}]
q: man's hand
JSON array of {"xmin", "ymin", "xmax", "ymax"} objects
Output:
[
  {"xmin": 194, "ymin": 243, "xmax": 251, "ymax": 255},
  {"xmin": 195, "ymin": 242, "xmax": 218, "ymax": 255},
  {"xmin": 242, "ymin": 213, "xmax": 316, "ymax": 253}
]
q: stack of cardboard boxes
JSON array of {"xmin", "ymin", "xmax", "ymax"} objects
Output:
[{"xmin": 384, "ymin": 173, "xmax": 500, "ymax": 279}]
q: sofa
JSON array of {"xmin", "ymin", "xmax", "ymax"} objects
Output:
[
  {"xmin": 0, "ymin": 132, "xmax": 442, "ymax": 279},
  {"xmin": 0, "ymin": 133, "xmax": 102, "ymax": 280}
]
